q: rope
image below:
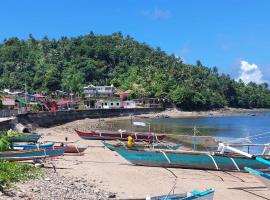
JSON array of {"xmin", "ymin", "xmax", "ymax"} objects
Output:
[{"xmin": 226, "ymin": 132, "xmax": 270, "ymax": 144}]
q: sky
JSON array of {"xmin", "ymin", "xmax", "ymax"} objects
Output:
[{"xmin": 0, "ymin": 0, "xmax": 270, "ymax": 84}]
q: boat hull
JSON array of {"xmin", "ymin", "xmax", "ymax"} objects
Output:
[
  {"xmin": 12, "ymin": 142, "xmax": 54, "ymax": 150},
  {"xmin": 9, "ymin": 135, "xmax": 41, "ymax": 143},
  {"xmin": 104, "ymin": 142, "xmax": 180, "ymax": 151},
  {"xmin": 75, "ymin": 130, "xmax": 166, "ymax": 142},
  {"xmin": 54, "ymin": 145, "xmax": 87, "ymax": 153},
  {"xmin": 151, "ymin": 189, "xmax": 214, "ymax": 200},
  {"xmin": 114, "ymin": 148, "xmax": 270, "ymax": 171},
  {"xmin": 0, "ymin": 148, "xmax": 64, "ymax": 161}
]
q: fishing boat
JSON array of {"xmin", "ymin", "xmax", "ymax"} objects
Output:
[
  {"xmin": 53, "ymin": 143, "xmax": 87, "ymax": 153},
  {"xmin": 75, "ymin": 130, "xmax": 166, "ymax": 142},
  {"xmin": 0, "ymin": 148, "xmax": 65, "ymax": 161},
  {"xmin": 12, "ymin": 142, "xmax": 54, "ymax": 150},
  {"xmin": 149, "ymin": 188, "xmax": 214, "ymax": 200},
  {"xmin": 8, "ymin": 134, "xmax": 41, "ymax": 143},
  {"xmin": 113, "ymin": 143, "xmax": 270, "ymax": 171},
  {"xmin": 103, "ymin": 142, "xmax": 180, "ymax": 151}
]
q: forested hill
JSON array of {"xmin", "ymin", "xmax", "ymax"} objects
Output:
[{"xmin": 0, "ymin": 32, "xmax": 270, "ymax": 110}]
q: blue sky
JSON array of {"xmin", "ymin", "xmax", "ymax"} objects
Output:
[{"xmin": 1, "ymin": 0, "xmax": 269, "ymax": 83}]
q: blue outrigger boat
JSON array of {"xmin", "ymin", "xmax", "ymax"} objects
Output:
[
  {"xmin": 0, "ymin": 148, "xmax": 65, "ymax": 161},
  {"xmin": 12, "ymin": 142, "xmax": 54, "ymax": 150},
  {"xmin": 149, "ymin": 189, "xmax": 214, "ymax": 200},
  {"xmin": 114, "ymin": 143, "xmax": 270, "ymax": 171}
]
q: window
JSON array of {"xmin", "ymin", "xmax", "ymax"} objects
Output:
[{"xmin": 105, "ymin": 103, "xmax": 107, "ymax": 106}]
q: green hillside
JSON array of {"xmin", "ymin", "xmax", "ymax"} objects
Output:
[{"xmin": 0, "ymin": 32, "xmax": 270, "ymax": 110}]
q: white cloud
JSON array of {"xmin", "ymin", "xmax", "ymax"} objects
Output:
[
  {"xmin": 142, "ymin": 8, "xmax": 172, "ymax": 20},
  {"xmin": 237, "ymin": 60, "xmax": 266, "ymax": 84}
]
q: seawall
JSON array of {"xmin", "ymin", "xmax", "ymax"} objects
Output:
[{"xmin": 14, "ymin": 108, "xmax": 164, "ymax": 128}]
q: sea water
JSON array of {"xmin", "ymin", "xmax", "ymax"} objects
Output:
[{"xmin": 105, "ymin": 112, "xmax": 270, "ymax": 154}]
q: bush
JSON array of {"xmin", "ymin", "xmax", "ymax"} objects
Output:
[{"xmin": 0, "ymin": 161, "xmax": 41, "ymax": 189}]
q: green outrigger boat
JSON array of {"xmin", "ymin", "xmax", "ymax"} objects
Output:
[
  {"xmin": 114, "ymin": 143, "xmax": 270, "ymax": 171},
  {"xmin": 103, "ymin": 142, "xmax": 181, "ymax": 151},
  {"xmin": 8, "ymin": 134, "xmax": 41, "ymax": 143}
]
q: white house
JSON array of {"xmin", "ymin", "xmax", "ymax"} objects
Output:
[
  {"xmin": 83, "ymin": 84, "xmax": 115, "ymax": 97},
  {"xmin": 121, "ymin": 100, "xmax": 136, "ymax": 108},
  {"xmin": 95, "ymin": 99, "xmax": 122, "ymax": 109}
]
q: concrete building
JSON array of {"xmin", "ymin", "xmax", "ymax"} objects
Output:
[
  {"xmin": 95, "ymin": 99, "xmax": 122, "ymax": 109},
  {"xmin": 83, "ymin": 84, "xmax": 115, "ymax": 97}
]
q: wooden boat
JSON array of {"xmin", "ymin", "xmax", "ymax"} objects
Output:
[
  {"xmin": 103, "ymin": 142, "xmax": 180, "ymax": 151},
  {"xmin": 12, "ymin": 142, "xmax": 54, "ymax": 150},
  {"xmin": 149, "ymin": 188, "xmax": 214, "ymax": 200},
  {"xmin": 0, "ymin": 148, "xmax": 64, "ymax": 161},
  {"xmin": 75, "ymin": 129, "xmax": 166, "ymax": 142},
  {"xmin": 8, "ymin": 134, "xmax": 41, "ymax": 143},
  {"xmin": 53, "ymin": 143, "xmax": 87, "ymax": 153},
  {"xmin": 113, "ymin": 145, "xmax": 270, "ymax": 171}
]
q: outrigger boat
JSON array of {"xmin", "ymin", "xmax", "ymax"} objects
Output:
[
  {"xmin": 113, "ymin": 143, "xmax": 270, "ymax": 171},
  {"xmin": 75, "ymin": 129, "xmax": 166, "ymax": 142},
  {"xmin": 0, "ymin": 148, "xmax": 65, "ymax": 161},
  {"xmin": 53, "ymin": 143, "xmax": 87, "ymax": 153},
  {"xmin": 149, "ymin": 188, "xmax": 214, "ymax": 200},
  {"xmin": 8, "ymin": 134, "xmax": 41, "ymax": 143},
  {"xmin": 12, "ymin": 142, "xmax": 54, "ymax": 150},
  {"xmin": 103, "ymin": 142, "xmax": 180, "ymax": 151}
]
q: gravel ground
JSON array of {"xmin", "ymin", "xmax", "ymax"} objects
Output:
[{"xmin": 0, "ymin": 168, "xmax": 116, "ymax": 200}]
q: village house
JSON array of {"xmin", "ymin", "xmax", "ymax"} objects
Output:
[
  {"xmin": 95, "ymin": 99, "xmax": 122, "ymax": 109},
  {"xmin": 83, "ymin": 84, "xmax": 115, "ymax": 97},
  {"xmin": 121, "ymin": 100, "xmax": 136, "ymax": 108},
  {"xmin": 133, "ymin": 98, "xmax": 162, "ymax": 108}
]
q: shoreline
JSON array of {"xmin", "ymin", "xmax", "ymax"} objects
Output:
[
  {"xmin": 134, "ymin": 107, "xmax": 270, "ymax": 119},
  {"xmin": 2, "ymin": 109, "xmax": 270, "ymax": 200}
]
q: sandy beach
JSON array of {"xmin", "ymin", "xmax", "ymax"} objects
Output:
[
  {"xmin": 2, "ymin": 109, "xmax": 270, "ymax": 200},
  {"xmin": 3, "ymin": 113, "xmax": 269, "ymax": 200}
]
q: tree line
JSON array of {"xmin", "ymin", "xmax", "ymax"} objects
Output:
[{"xmin": 0, "ymin": 32, "xmax": 270, "ymax": 110}]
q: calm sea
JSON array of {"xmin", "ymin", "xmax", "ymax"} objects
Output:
[{"xmin": 105, "ymin": 112, "xmax": 270, "ymax": 145}]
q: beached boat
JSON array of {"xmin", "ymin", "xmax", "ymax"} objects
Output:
[
  {"xmin": 113, "ymin": 144, "xmax": 270, "ymax": 171},
  {"xmin": 149, "ymin": 188, "xmax": 214, "ymax": 200},
  {"xmin": 8, "ymin": 134, "xmax": 41, "ymax": 143},
  {"xmin": 103, "ymin": 142, "xmax": 180, "ymax": 151},
  {"xmin": 75, "ymin": 130, "xmax": 166, "ymax": 142},
  {"xmin": 53, "ymin": 143, "xmax": 87, "ymax": 153},
  {"xmin": 12, "ymin": 142, "xmax": 54, "ymax": 150},
  {"xmin": 0, "ymin": 148, "xmax": 64, "ymax": 161}
]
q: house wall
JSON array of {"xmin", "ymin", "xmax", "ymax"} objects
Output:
[
  {"xmin": 95, "ymin": 100, "xmax": 121, "ymax": 109},
  {"xmin": 84, "ymin": 86, "xmax": 114, "ymax": 97}
]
